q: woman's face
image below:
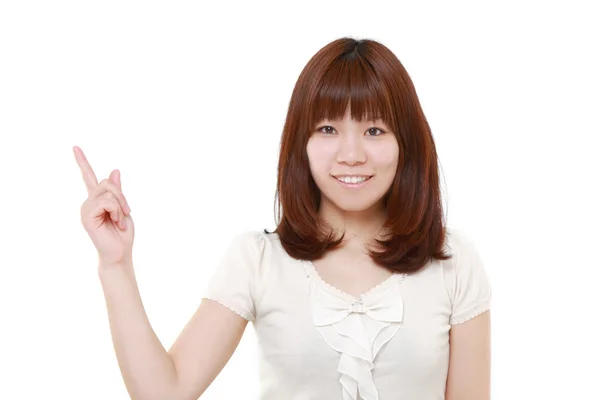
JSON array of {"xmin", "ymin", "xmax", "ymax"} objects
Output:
[{"xmin": 306, "ymin": 107, "xmax": 400, "ymax": 214}]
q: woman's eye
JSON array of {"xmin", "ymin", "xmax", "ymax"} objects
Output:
[
  {"xmin": 366, "ymin": 128, "xmax": 384, "ymax": 136},
  {"xmin": 318, "ymin": 126, "xmax": 336, "ymax": 134},
  {"xmin": 316, "ymin": 126, "xmax": 385, "ymax": 135}
]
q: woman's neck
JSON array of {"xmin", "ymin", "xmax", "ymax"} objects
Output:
[{"xmin": 317, "ymin": 200, "xmax": 388, "ymax": 251}]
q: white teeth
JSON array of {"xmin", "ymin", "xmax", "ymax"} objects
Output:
[{"xmin": 337, "ymin": 176, "xmax": 368, "ymax": 184}]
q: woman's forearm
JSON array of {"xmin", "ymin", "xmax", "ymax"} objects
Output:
[{"xmin": 98, "ymin": 263, "xmax": 178, "ymax": 400}]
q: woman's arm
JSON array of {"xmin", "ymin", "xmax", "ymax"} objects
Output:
[
  {"xmin": 167, "ymin": 298, "xmax": 248, "ymax": 400},
  {"xmin": 100, "ymin": 263, "xmax": 248, "ymax": 400},
  {"xmin": 445, "ymin": 310, "xmax": 491, "ymax": 400}
]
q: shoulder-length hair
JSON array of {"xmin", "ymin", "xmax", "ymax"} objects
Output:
[{"xmin": 266, "ymin": 37, "xmax": 451, "ymax": 274}]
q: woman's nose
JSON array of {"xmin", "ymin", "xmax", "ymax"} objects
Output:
[{"xmin": 336, "ymin": 135, "xmax": 366, "ymax": 165}]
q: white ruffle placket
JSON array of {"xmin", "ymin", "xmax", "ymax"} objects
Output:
[{"xmin": 306, "ymin": 272, "xmax": 406, "ymax": 400}]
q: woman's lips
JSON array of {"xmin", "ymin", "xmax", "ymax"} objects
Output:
[{"xmin": 331, "ymin": 175, "xmax": 373, "ymax": 189}]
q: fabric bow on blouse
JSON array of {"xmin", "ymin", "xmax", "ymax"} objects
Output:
[{"xmin": 308, "ymin": 275, "xmax": 405, "ymax": 400}]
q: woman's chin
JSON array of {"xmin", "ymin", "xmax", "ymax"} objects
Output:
[{"xmin": 324, "ymin": 197, "xmax": 384, "ymax": 214}]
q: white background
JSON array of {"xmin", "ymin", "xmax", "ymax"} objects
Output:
[{"xmin": 1, "ymin": 0, "xmax": 599, "ymax": 399}]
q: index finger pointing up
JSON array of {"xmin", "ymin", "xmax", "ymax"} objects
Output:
[{"xmin": 73, "ymin": 146, "xmax": 99, "ymax": 194}]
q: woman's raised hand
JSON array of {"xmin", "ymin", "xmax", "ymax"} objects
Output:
[{"xmin": 73, "ymin": 146, "xmax": 135, "ymax": 268}]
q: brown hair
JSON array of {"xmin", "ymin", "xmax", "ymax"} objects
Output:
[{"xmin": 266, "ymin": 37, "xmax": 451, "ymax": 274}]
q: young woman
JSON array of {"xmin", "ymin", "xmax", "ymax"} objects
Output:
[{"xmin": 74, "ymin": 37, "xmax": 491, "ymax": 400}]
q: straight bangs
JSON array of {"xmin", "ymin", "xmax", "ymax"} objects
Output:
[{"xmin": 308, "ymin": 53, "xmax": 396, "ymax": 134}]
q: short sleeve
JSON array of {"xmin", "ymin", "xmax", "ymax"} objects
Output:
[
  {"xmin": 443, "ymin": 229, "xmax": 492, "ymax": 325},
  {"xmin": 202, "ymin": 231, "xmax": 266, "ymax": 321}
]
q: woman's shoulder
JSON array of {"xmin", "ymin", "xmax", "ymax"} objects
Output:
[
  {"xmin": 438, "ymin": 226, "xmax": 486, "ymax": 282},
  {"xmin": 442, "ymin": 226, "xmax": 476, "ymax": 255},
  {"xmin": 440, "ymin": 226, "xmax": 492, "ymax": 324},
  {"xmin": 221, "ymin": 228, "xmax": 284, "ymax": 263}
]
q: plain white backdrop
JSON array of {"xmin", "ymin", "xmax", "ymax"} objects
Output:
[{"xmin": 1, "ymin": 0, "xmax": 598, "ymax": 398}]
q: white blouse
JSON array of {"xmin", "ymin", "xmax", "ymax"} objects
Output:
[{"xmin": 203, "ymin": 227, "xmax": 492, "ymax": 400}]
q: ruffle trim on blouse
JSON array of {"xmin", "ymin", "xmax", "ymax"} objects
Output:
[
  {"xmin": 450, "ymin": 300, "xmax": 491, "ymax": 325},
  {"xmin": 203, "ymin": 296, "xmax": 254, "ymax": 321},
  {"xmin": 305, "ymin": 269, "xmax": 407, "ymax": 400}
]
